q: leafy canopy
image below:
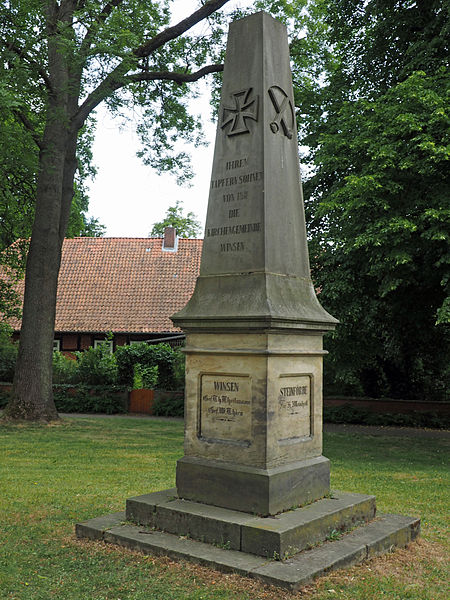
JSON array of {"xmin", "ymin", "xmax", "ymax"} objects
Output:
[
  {"xmin": 287, "ymin": 0, "xmax": 450, "ymax": 400},
  {"xmin": 149, "ymin": 200, "xmax": 202, "ymax": 238}
]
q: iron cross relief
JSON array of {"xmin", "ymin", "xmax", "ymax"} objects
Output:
[{"xmin": 221, "ymin": 88, "xmax": 259, "ymax": 136}]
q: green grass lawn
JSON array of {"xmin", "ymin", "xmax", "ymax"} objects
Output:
[{"xmin": 0, "ymin": 416, "xmax": 448, "ymax": 600}]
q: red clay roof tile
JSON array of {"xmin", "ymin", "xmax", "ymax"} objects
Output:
[{"xmin": 9, "ymin": 237, "xmax": 202, "ymax": 334}]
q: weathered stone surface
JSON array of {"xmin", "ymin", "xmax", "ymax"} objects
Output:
[
  {"xmin": 127, "ymin": 489, "xmax": 259, "ymax": 551},
  {"xmin": 169, "ymin": 11, "xmax": 337, "ymax": 515},
  {"xmin": 103, "ymin": 525, "xmax": 266, "ymax": 576},
  {"xmin": 76, "ymin": 511, "xmax": 420, "ymax": 590},
  {"xmin": 75, "ymin": 13, "xmax": 420, "ymax": 591},
  {"xmin": 180, "ymin": 332, "xmax": 327, "ymax": 472},
  {"xmin": 177, "ymin": 331, "xmax": 331, "ymax": 513},
  {"xmin": 172, "ymin": 11, "xmax": 337, "ymax": 333},
  {"xmin": 126, "ymin": 488, "xmax": 177, "ymax": 525},
  {"xmin": 241, "ymin": 491, "xmax": 376, "ymax": 557},
  {"xmin": 252, "ymin": 534, "xmax": 368, "ymax": 589},
  {"xmin": 75, "ymin": 512, "xmax": 125, "ymax": 540},
  {"xmin": 123, "ymin": 488, "xmax": 375, "ymax": 558},
  {"xmin": 363, "ymin": 513, "xmax": 421, "ymax": 557},
  {"xmin": 177, "ymin": 455, "xmax": 330, "ymax": 515},
  {"xmin": 251, "ymin": 514, "xmax": 420, "ymax": 590}
]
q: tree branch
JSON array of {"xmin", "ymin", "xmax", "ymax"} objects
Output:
[
  {"xmin": 0, "ymin": 38, "xmax": 52, "ymax": 91},
  {"xmin": 12, "ymin": 110, "xmax": 43, "ymax": 150},
  {"xmin": 80, "ymin": 0, "xmax": 124, "ymax": 55},
  {"xmin": 73, "ymin": 63, "xmax": 223, "ymax": 129},
  {"xmin": 126, "ymin": 64, "xmax": 224, "ymax": 85},
  {"xmin": 134, "ymin": 0, "xmax": 231, "ymax": 58},
  {"xmin": 72, "ymin": 0, "xmax": 231, "ymax": 130}
]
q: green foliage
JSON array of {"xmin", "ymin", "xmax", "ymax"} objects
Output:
[
  {"xmin": 171, "ymin": 349, "xmax": 186, "ymax": 391},
  {"xmin": 153, "ymin": 390, "xmax": 184, "ymax": 417},
  {"xmin": 0, "ymin": 241, "xmax": 27, "ymax": 326},
  {"xmin": 52, "ymin": 351, "xmax": 79, "ymax": 384},
  {"xmin": 0, "ymin": 0, "xmax": 235, "ymax": 190},
  {"xmin": 0, "ymin": 330, "xmax": 17, "ymax": 383},
  {"xmin": 149, "ymin": 200, "xmax": 202, "ymax": 238},
  {"xmin": 0, "ymin": 94, "xmax": 103, "ymax": 248},
  {"xmin": 132, "ymin": 363, "xmax": 159, "ymax": 390},
  {"xmin": 53, "ymin": 385, "xmax": 127, "ymax": 414},
  {"xmin": 323, "ymin": 404, "xmax": 449, "ymax": 430},
  {"xmin": 115, "ymin": 343, "xmax": 184, "ymax": 390},
  {"xmin": 307, "ymin": 69, "xmax": 450, "ymax": 400},
  {"xmin": 288, "ymin": 0, "xmax": 450, "ymax": 401},
  {"xmin": 0, "ymin": 388, "xmax": 11, "ymax": 409},
  {"xmin": 50, "ymin": 342, "xmax": 183, "ymax": 391},
  {"xmin": 75, "ymin": 342, "xmax": 118, "ymax": 386},
  {"xmin": 1, "ymin": 1, "xmax": 242, "ymax": 420}
]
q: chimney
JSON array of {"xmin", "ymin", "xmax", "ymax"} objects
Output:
[{"xmin": 162, "ymin": 226, "xmax": 178, "ymax": 252}]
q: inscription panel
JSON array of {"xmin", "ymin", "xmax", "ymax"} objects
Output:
[
  {"xmin": 200, "ymin": 145, "xmax": 265, "ymax": 273},
  {"xmin": 200, "ymin": 374, "xmax": 252, "ymax": 443},
  {"xmin": 277, "ymin": 374, "xmax": 312, "ymax": 442}
]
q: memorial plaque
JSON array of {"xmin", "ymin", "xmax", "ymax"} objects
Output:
[
  {"xmin": 278, "ymin": 375, "xmax": 312, "ymax": 442},
  {"xmin": 200, "ymin": 374, "xmax": 252, "ymax": 443}
]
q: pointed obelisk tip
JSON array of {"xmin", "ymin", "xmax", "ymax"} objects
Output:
[{"xmin": 172, "ymin": 11, "xmax": 338, "ymax": 332}]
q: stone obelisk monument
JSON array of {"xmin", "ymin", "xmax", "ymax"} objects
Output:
[
  {"xmin": 77, "ymin": 14, "xmax": 419, "ymax": 588},
  {"xmin": 172, "ymin": 11, "xmax": 338, "ymax": 515}
]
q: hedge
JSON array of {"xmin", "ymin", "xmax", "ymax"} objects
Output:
[
  {"xmin": 53, "ymin": 384, "xmax": 128, "ymax": 414},
  {"xmin": 323, "ymin": 403, "xmax": 449, "ymax": 430},
  {"xmin": 152, "ymin": 390, "xmax": 184, "ymax": 417}
]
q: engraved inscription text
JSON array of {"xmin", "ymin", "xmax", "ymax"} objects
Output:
[
  {"xmin": 278, "ymin": 375, "xmax": 311, "ymax": 440},
  {"xmin": 200, "ymin": 374, "xmax": 252, "ymax": 442}
]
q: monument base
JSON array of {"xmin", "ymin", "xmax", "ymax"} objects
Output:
[
  {"xmin": 125, "ymin": 488, "xmax": 376, "ymax": 557},
  {"xmin": 76, "ymin": 489, "xmax": 420, "ymax": 591},
  {"xmin": 176, "ymin": 455, "xmax": 330, "ymax": 515}
]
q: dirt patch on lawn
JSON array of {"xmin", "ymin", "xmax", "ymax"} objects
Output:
[{"xmin": 71, "ymin": 536, "xmax": 447, "ymax": 599}]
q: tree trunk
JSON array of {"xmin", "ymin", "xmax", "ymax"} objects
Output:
[
  {"xmin": 5, "ymin": 118, "xmax": 71, "ymax": 420},
  {"xmin": 4, "ymin": 8, "xmax": 74, "ymax": 421}
]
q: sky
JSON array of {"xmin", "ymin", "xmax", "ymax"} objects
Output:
[
  {"xmin": 87, "ymin": 98, "xmax": 216, "ymax": 238},
  {"xmin": 86, "ymin": 1, "xmax": 253, "ymax": 239}
]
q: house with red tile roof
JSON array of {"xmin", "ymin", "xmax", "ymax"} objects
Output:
[{"xmin": 8, "ymin": 229, "xmax": 202, "ymax": 354}]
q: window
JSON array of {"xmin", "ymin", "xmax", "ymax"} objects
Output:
[
  {"xmin": 93, "ymin": 339, "xmax": 113, "ymax": 353},
  {"xmin": 53, "ymin": 339, "xmax": 61, "ymax": 352}
]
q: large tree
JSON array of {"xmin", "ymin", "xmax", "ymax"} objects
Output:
[
  {"xmin": 1, "ymin": 0, "xmax": 234, "ymax": 421},
  {"xmin": 0, "ymin": 104, "xmax": 103, "ymax": 333},
  {"xmin": 289, "ymin": 0, "xmax": 450, "ymax": 400}
]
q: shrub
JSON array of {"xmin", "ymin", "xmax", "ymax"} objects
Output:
[
  {"xmin": 75, "ymin": 343, "xmax": 118, "ymax": 385},
  {"xmin": 153, "ymin": 390, "xmax": 184, "ymax": 417},
  {"xmin": 52, "ymin": 351, "xmax": 78, "ymax": 384},
  {"xmin": 133, "ymin": 364, "xmax": 158, "ymax": 390},
  {"xmin": 0, "ymin": 331, "xmax": 18, "ymax": 382},
  {"xmin": 0, "ymin": 388, "xmax": 11, "ymax": 409},
  {"xmin": 116, "ymin": 343, "xmax": 183, "ymax": 390},
  {"xmin": 171, "ymin": 349, "xmax": 185, "ymax": 391},
  {"xmin": 323, "ymin": 403, "xmax": 449, "ymax": 430},
  {"xmin": 53, "ymin": 384, "xmax": 127, "ymax": 414}
]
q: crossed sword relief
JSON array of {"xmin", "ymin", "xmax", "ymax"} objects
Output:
[{"xmin": 220, "ymin": 85, "xmax": 294, "ymax": 139}]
